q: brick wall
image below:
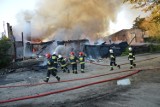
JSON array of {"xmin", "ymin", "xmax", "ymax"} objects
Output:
[{"xmin": 105, "ymin": 28, "xmax": 144, "ymax": 45}]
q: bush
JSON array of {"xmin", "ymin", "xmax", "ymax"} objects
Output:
[
  {"xmin": 145, "ymin": 36, "xmax": 160, "ymax": 43},
  {"xmin": 0, "ymin": 36, "xmax": 12, "ymax": 68},
  {"xmin": 121, "ymin": 47, "xmax": 130, "ymax": 56},
  {"xmin": 121, "ymin": 44, "xmax": 160, "ymax": 56},
  {"xmin": 149, "ymin": 44, "xmax": 160, "ymax": 52}
]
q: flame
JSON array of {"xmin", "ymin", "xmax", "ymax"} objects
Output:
[{"xmin": 31, "ymin": 38, "xmax": 42, "ymax": 43}]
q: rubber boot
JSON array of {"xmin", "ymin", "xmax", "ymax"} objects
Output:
[
  {"xmin": 81, "ymin": 69, "xmax": 84, "ymax": 73},
  {"xmin": 110, "ymin": 67, "xmax": 113, "ymax": 71},
  {"xmin": 117, "ymin": 65, "xmax": 120, "ymax": 69},
  {"xmin": 44, "ymin": 77, "xmax": 49, "ymax": 82},
  {"xmin": 56, "ymin": 76, "xmax": 60, "ymax": 82},
  {"xmin": 75, "ymin": 71, "xmax": 78, "ymax": 74},
  {"xmin": 63, "ymin": 69, "xmax": 66, "ymax": 73},
  {"xmin": 133, "ymin": 63, "xmax": 136, "ymax": 67},
  {"xmin": 81, "ymin": 71, "xmax": 84, "ymax": 73}
]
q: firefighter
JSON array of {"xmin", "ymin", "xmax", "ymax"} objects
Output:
[
  {"xmin": 69, "ymin": 52, "xmax": 78, "ymax": 74},
  {"xmin": 109, "ymin": 49, "xmax": 120, "ymax": 71},
  {"xmin": 58, "ymin": 54, "xmax": 70, "ymax": 73},
  {"xmin": 128, "ymin": 47, "xmax": 136, "ymax": 69},
  {"xmin": 52, "ymin": 52, "xmax": 58, "ymax": 69},
  {"xmin": 78, "ymin": 52, "xmax": 85, "ymax": 73},
  {"xmin": 44, "ymin": 53, "xmax": 60, "ymax": 82}
]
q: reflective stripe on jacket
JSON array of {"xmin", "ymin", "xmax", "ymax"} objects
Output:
[
  {"xmin": 52, "ymin": 55, "xmax": 58, "ymax": 63},
  {"xmin": 47, "ymin": 59, "xmax": 57, "ymax": 70},
  {"xmin": 128, "ymin": 52, "xmax": 135, "ymax": 60},
  {"xmin": 79, "ymin": 56, "xmax": 85, "ymax": 64},
  {"xmin": 110, "ymin": 53, "xmax": 115, "ymax": 61},
  {"xmin": 58, "ymin": 57, "xmax": 67, "ymax": 67},
  {"xmin": 69, "ymin": 55, "xmax": 77, "ymax": 64}
]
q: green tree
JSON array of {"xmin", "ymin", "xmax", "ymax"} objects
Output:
[
  {"xmin": 138, "ymin": 17, "xmax": 160, "ymax": 38},
  {"xmin": 124, "ymin": 0, "xmax": 160, "ymax": 42},
  {"xmin": 133, "ymin": 16, "xmax": 145, "ymax": 29},
  {"xmin": 123, "ymin": 0, "xmax": 160, "ymax": 23},
  {"xmin": 0, "ymin": 36, "xmax": 12, "ymax": 68}
]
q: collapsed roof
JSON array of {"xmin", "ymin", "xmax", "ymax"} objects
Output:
[{"xmin": 84, "ymin": 42, "xmax": 128, "ymax": 59}]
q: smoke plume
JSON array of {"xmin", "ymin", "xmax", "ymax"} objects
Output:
[{"xmin": 15, "ymin": 0, "xmax": 122, "ymax": 41}]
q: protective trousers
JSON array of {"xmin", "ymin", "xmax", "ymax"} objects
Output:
[
  {"xmin": 44, "ymin": 68, "xmax": 60, "ymax": 82},
  {"xmin": 47, "ymin": 69, "xmax": 57, "ymax": 77},
  {"xmin": 61, "ymin": 65, "xmax": 70, "ymax": 73},
  {"xmin": 129, "ymin": 60, "xmax": 136, "ymax": 69},
  {"xmin": 80, "ymin": 63, "xmax": 85, "ymax": 73},
  {"xmin": 110, "ymin": 61, "xmax": 120, "ymax": 70},
  {"xmin": 110, "ymin": 61, "xmax": 117, "ymax": 66},
  {"xmin": 72, "ymin": 64, "xmax": 77, "ymax": 74}
]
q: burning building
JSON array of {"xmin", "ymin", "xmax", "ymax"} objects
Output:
[
  {"xmin": 56, "ymin": 39, "xmax": 89, "ymax": 57},
  {"xmin": 84, "ymin": 42, "xmax": 128, "ymax": 59},
  {"xmin": 14, "ymin": 0, "xmax": 122, "ymax": 44},
  {"xmin": 23, "ymin": 39, "xmax": 89, "ymax": 58},
  {"xmin": 25, "ymin": 40, "xmax": 55, "ymax": 57},
  {"xmin": 11, "ymin": 0, "xmax": 125, "ymax": 59}
]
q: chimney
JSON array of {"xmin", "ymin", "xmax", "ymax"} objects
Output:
[{"xmin": 24, "ymin": 21, "xmax": 32, "ymax": 57}]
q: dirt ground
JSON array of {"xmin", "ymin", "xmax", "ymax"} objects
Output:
[{"xmin": 0, "ymin": 53, "xmax": 160, "ymax": 107}]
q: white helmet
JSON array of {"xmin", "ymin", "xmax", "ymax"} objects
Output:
[
  {"xmin": 53, "ymin": 52, "xmax": 56, "ymax": 55},
  {"xmin": 109, "ymin": 49, "xmax": 113, "ymax": 53},
  {"xmin": 58, "ymin": 54, "xmax": 62, "ymax": 58},
  {"xmin": 128, "ymin": 47, "xmax": 132, "ymax": 51}
]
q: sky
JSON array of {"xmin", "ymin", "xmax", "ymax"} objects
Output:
[
  {"xmin": 0, "ymin": 0, "xmax": 148, "ymax": 38},
  {"xmin": 0, "ymin": 0, "xmax": 38, "ymax": 35},
  {"xmin": 109, "ymin": 3, "xmax": 148, "ymax": 34}
]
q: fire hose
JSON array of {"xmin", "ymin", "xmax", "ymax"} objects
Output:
[
  {"xmin": 0, "ymin": 70, "xmax": 133, "ymax": 88},
  {"xmin": 0, "ymin": 67, "xmax": 160, "ymax": 104},
  {"xmin": 0, "ymin": 69, "xmax": 140, "ymax": 104},
  {"xmin": 0, "ymin": 56, "xmax": 159, "ymax": 88},
  {"xmin": 0, "ymin": 55, "xmax": 159, "ymax": 104}
]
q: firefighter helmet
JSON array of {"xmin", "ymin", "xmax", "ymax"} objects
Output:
[
  {"xmin": 53, "ymin": 52, "xmax": 56, "ymax": 55},
  {"xmin": 79, "ymin": 52, "xmax": 83, "ymax": 55},
  {"xmin": 109, "ymin": 49, "xmax": 113, "ymax": 53},
  {"xmin": 128, "ymin": 47, "xmax": 132, "ymax": 51},
  {"xmin": 45, "ymin": 53, "xmax": 51, "ymax": 58},
  {"xmin": 70, "ymin": 52, "xmax": 74, "ymax": 55},
  {"xmin": 58, "ymin": 54, "xmax": 62, "ymax": 58}
]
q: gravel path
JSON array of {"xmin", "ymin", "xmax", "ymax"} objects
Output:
[{"xmin": 0, "ymin": 53, "xmax": 160, "ymax": 107}]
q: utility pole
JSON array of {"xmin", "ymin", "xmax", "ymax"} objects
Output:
[
  {"xmin": 129, "ymin": 33, "xmax": 136, "ymax": 45},
  {"xmin": 3, "ymin": 21, "xmax": 6, "ymax": 37},
  {"xmin": 22, "ymin": 32, "xmax": 25, "ymax": 60}
]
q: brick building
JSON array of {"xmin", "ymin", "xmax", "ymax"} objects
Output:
[{"xmin": 105, "ymin": 28, "xmax": 145, "ymax": 45}]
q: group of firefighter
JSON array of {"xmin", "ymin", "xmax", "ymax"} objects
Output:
[
  {"xmin": 44, "ymin": 47, "xmax": 136, "ymax": 82},
  {"xmin": 109, "ymin": 46, "xmax": 136, "ymax": 71},
  {"xmin": 44, "ymin": 51, "xmax": 85, "ymax": 82}
]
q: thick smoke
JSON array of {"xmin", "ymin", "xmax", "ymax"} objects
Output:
[{"xmin": 15, "ymin": 0, "xmax": 122, "ymax": 41}]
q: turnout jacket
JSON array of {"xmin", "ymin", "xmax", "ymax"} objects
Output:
[
  {"xmin": 79, "ymin": 56, "xmax": 85, "ymax": 64},
  {"xmin": 51, "ymin": 54, "xmax": 58, "ymax": 64},
  {"xmin": 128, "ymin": 51, "xmax": 135, "ymax": 60},
  {"xmin": 69, "ymin": 55, "xmax": 78, "ymax": 64},
  {"xmin": 109, "ymin": 53, "xmax": 116, "ymax": 62},
  {"xmin": 58, "ymin": 57, "xmax": 67, "ymax": 67},
  {"xmin": 47, "ymin": 58, "xmax": 57, "ymax": 70}
]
